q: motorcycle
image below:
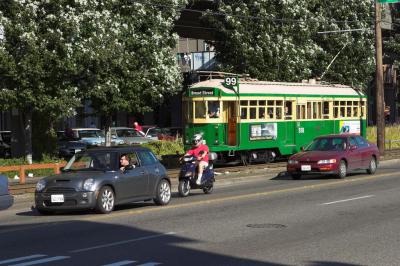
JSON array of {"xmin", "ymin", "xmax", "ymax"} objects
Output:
[{"xmin": 178, "ymin": 152, "xmax": 217, "ymax": 197}]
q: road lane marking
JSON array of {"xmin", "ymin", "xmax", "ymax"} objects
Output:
[
  {"xmin": 102, "ymin": 260, "xmax": 136, "ymax": 266},
  {"xmin": 70, "ymin": 232, "xmax": 176, "ymax": 253},
  {"xmin": 9, "ymin": 256, "xmax": 69, "ymax": 266},
  {"xmin": 0, "ymin": 255, "xmax": 46, "ymax": 265},
  {"xmin": 320, "ymin": 195, "xmax": 375, "ymax": 205},
  {"xmin": 137, "ymin": 263, "xmax": 161, "ymax": 266}
]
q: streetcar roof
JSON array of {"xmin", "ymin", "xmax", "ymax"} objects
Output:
[{"xmin": 190, "ymin": 79, "xmax": 365, "ymax": 97}]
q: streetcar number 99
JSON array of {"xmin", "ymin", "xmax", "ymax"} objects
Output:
[{"xmin": 225, "ymin": 77, "xmax": 237, "ymax": 86}]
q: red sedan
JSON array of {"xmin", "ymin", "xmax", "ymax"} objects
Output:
[{"xmin": 287, "ymin": 134, "xmax": 380, "ymax": 179}]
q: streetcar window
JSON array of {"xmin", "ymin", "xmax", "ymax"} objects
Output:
[
  {"xmin": 184, "ymin": 101, "xmax": 193, "ymax": 120},
  {"xmin": 312, "ymin": 102, "xmax": 317, "ymax": 119},
  {"xmin": 334, "ymin": 101, "xmax": 339, "ymax": 106},
  {"xmin": 307, "ymin": 102, "xmax": 312, "ymax": 119},
  {"xmin": 353, "ymin": 107, "xmax": 358, "ymax": 117},
  {"xmin": 240, "ymin": 100, "xmax": 248, "ymax": 106},
  {"xmin": 194, "ymin": 102, "xmax": 206, "ymax": 118},
  {"xmin": 208, "ymin": 101, "xmax": 220, "ymax": 118},
  {"xmin": 259, "ymin": 100, "xmax": 266, "ymax": 106},
  {"xmin": 267, "ymin": 100, "xmax": 274, "ymax": 106},
  {"xmin": 259, "ymin": 107, "xmax": 266, "ymax": 119},
  {"xmin": 276, "ymin": 100, "xmax": 283, "ymax": 106},
  {"xmin": 276, "ymin": 107, "xmax": 282, "ymax": 119},
  {"xmin": 250, "ymin": 100, "xmax": 257, "ymax": 106},
  {"xmin": 285, "ymin": 101, "xmax": 293, "ymax": 120},
  {"xmin": 334, "ymin": 108, "xmax": 339, "ymax": 118},
  {"xmin": 267, "ymin": 107, "xmax": 274, "ymax": 119},
  {"xmin": 323, "ymin": 102, "xmax": 330, "ymax": 119},
  {"xmin": 347, "ymin": 101, "xmax": 352, "ymax": 106},
  {"xmin": 250, "ymin": 107, "xmax": 257, "ymax": 119},
  {"xmin": 346, "ymin": 107, "xmax": 352, "ymax": 117},
  {"xmin": 340, "ymin": 107, "xmax": 345, "ymax": 117},
  {"xmin": 241, "ymin": 108, "xmax": 248, "ymax": 119}
]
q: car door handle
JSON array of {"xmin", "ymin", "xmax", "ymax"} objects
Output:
[{"xmin": 140, "ymin": 171, "xmax": 146, "ymax": 175}]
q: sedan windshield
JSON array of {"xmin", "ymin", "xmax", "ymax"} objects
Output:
[
  {"xmin": 79, "ymin": 130, "xmax": 104, "ymax": 138},
  {"xmin": 64, "ymin": 151, "xmax": 117, "ymax": 171},
  {"xmin": 306, "ymin": 137, "xmax": 347, "ymax": 151}
]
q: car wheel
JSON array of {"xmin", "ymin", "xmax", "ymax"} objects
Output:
[
  {"xmin": 291, "ymin": 174, "xmax": 301, "ymax": 180},
  {"xmin": 337, "ymin": 160, "xmax": 347, "ymax": 179},
  {"xmin": 154, "ymin": 179, "xmax": 171, "ymax": 206},
  {"xmin": 366, "ymin": 156, "xmax": 377, "ymax": 175},
  {"xmin": 178, "ymin": 180, "xmax": 190, "ymax": 197},
  {"xmin": 96, "ymin": 186, "xmax": 115, "ymax": 214}
]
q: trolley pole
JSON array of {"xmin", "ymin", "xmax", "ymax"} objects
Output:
[{"xmin": 375, "ymin": 1, "xmax": 385, "ymax": 155}]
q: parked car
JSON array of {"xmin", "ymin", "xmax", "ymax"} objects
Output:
[
  {"xmin": 57, "ymin": 130, "xmax": 87, "ymax": 159},
  {"xmin": 159, "ymin": 127, "xmax": 183, "ymax": 140},
  {"xmin": 71, "ymin": 128, "xmax": 105, "ymax": 147},
  {"xmin": 34, "ymin": 146, "xmax": 171, "ymax": 214},
  {"xmin": 287, "ymin": 134, "xmax": 380, "ymax": 179},
  {"xmin": 0, "ymin": 175, "xmax": 13, "ymax": 210},
  {"xmin": 140, "ymin": 125, "xmax": 161, "ymax": 140},
  {"xmin": 0, "ymin": 131, "xmax": 11, "ymax": 158},
  {"xmin": 111, "ymin": 127, "xmax": 153, "ymax": 145}
]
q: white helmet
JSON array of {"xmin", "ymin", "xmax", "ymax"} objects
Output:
[{"xmin": 191, "ymin": 134, "xmax": 203, "ymax": 147}]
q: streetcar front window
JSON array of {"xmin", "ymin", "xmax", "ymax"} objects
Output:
[
  {"xmin": 208, "ymin": 101, "xmax": 220, "ymax": 118},
  {"xmin": 195, "ymin": 101, "xmax": 206, "ymax": 118}
]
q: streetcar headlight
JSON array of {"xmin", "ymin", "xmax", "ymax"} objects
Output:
[{"xmin": 317, "ymin": 159, "xmax": 336, "ymax": 164}]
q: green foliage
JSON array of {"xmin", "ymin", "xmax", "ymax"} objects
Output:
[
  {"xmin": 203, "ymin": 0, "xmax": 375, "ymax": 89},
  {"xmin": 142, "ymin": 140, "xmax": 185, "ymax": 159},
  {"xmin": 367, "ymin": 125, "xmax": 400, "ymax": 149}
]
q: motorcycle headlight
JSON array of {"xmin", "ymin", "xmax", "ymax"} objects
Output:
[
  {"xmin": 36, "ymin": 180, "xmax": 46, "ymax": 192},
  {"xmin": 83, "ymin": 178, "xmax": 96, "ymax": 191},
  {"xmin": 288, "ymin": 159, "xmax": 298, "ymax": 164},
  {"xmin": 318, "ymin": 159, "xmax": 337, "ymax": 164}
]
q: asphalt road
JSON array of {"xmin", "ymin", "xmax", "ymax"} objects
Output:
[{"xmin": 1, "ymin": 160, "xmax": 400, "ymax": 266}]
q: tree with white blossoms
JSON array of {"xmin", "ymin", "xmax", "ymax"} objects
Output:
[
  {"xmin": 203, "ymin": 0, "xmax": 375, "ymax": 88},
  {"xmin": 0, "ymin": 0, "xmax": 83, "ymax": 161},
  {"xmin": 71, "ymin": 0, "xmax": 186, "ymax": 145}
]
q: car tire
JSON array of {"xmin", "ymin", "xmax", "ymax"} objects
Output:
[
  {"xmin": 337, "ymin": 160, "xmax": 347, "ymax": 179},
  {"xmin": 178, "ymin": 180, "xmax": 190, "ymax": 197},
  {"xmin": 366, "ymin": 156, "xmax": 377, "ymax": 175},
  {"xmin": 291, "ymin": 174, "xmax": 301, "ymax": 180},
  {"xmin": 154, "ymin": 179, "xmax": 171, "ymax": 206},
  {"xmin": 96, "ymin": 186, "xmax": 115, "ymax": 214}
]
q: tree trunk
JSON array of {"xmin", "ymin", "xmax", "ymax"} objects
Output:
[{"xmin": 105, "ymin": 115, "xmax": 112, "ymax": 147}]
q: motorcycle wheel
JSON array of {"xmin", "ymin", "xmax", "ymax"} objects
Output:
[
  {"xmin": 203, "ymin": 183, "xmax": 214, "ymax": 194},
  {"xmin": 178, "ymin": 180, "xmax": 190, "ymax": 197}
]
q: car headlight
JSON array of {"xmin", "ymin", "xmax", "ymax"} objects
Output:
[
  {"xmin": 317, "ymin": 159, "xmax": 337, "ymax": 164},
  {"xmin": 83, "ymin": 178, "xmax": 96, "ymax": 191},
  {"xmin": 36, "ymin": 180, "xmax": 46, "ymax": 192},
  {"xmin": 288, "ymin": 159, "xmax": 298, "ymax": 164}
]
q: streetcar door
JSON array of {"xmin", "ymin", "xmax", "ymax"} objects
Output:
[{"xmin": 224, "ymin": 101, "xmax": 237, "ymax": 146}]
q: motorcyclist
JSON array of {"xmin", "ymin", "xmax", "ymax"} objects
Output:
[{"xmin": 184, "ymin": 134, "xmax": 209, "ymax": 185}]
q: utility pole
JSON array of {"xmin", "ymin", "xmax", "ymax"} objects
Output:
[{"xmin": 375, "ymin": 1, "xmax": 385, "ymax": 155}]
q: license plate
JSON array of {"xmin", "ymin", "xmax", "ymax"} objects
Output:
[
  {"xmin": 51, "ymin": 194, "xmax": 64, "ymax": 203},
  {"xmin": 301, "ymin": 165, "xmax": 311, "ymax": 171}
]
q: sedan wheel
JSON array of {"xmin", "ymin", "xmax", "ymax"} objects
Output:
[
  {"xmin": 96, "ymin": 186, "xmax": 115, "ymax": 214},
  {"xmin": 337, "ymin": 160, "xmax": 347, "ymax": 179},
  {"xmin": 154, "ymin": 179, "xmax": 171, "ymax": 206},
  {"xmin": 366, "ymin": 157, "xmax": 377, "ymax": 175}
]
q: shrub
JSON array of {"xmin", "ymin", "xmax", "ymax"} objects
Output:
[{"xmin": 367, "ymin": 124, "xmax": 400, "ymax": 149}]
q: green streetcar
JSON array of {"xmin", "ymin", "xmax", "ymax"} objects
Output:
[{"xmin": 183, "ymin": 75, "xmax": 367, "ymax": 164}]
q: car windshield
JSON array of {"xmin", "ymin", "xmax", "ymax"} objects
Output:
[
  {"xmin": 146, "ymin": 128, "xmax": 162, "ymax": 136},
  {"xmin": 116, "ymin": 129, "xmax": 143, "ymax": 137},
  {"xmin": 305, "ymin": 137, "xmax": 347, "ymax": 151},
  {"xmin": 64, "ymin": 151, "xmax": 117, "ymax": 171},
  {"xmin": 79, "ymin": 130, "xmax": 104, "ymax": 138}
]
